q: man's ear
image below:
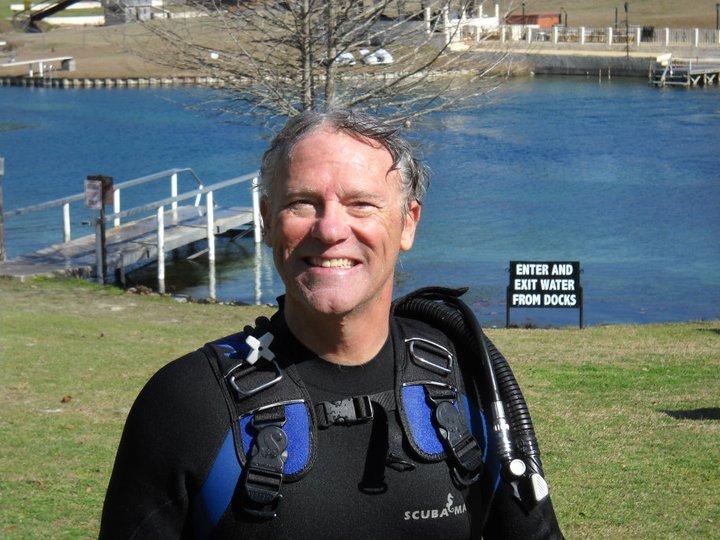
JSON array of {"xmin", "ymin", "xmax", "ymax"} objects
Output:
[
  {"xmin": 400, "ymin": 200, "xmax": 421, "ymax": 252},
  {"xmin": 259, "ymin": 197, "xmax": 272, "ymax": 247}
]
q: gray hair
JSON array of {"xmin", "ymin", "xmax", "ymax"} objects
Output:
[{"xmin": 259, "ymin": 109, "xmax": 429, "ymax": 211}]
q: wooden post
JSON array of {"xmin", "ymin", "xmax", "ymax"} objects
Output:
[
  {"xmin": 580, "ymin": 27, "xmax": 586, "ymax": 44},
  {"xmin": 252, "ymin": 176, "xmax": 262, "ymax": 244},
  {"xmin": 0, "ymin": 157, "xmax": 4, "ymax": 262},
  {"xmin": 553, "ymin": 26, "xmax": 559, "ymax": 43},
  {"xmin": 94, "ymin": 214, "xmax": 107, "ymax": 284},
  {"xmin": 607, "ymin": 27, "xmax": 613, "ymax": 45},
  {"xmin": 157, "ymin": 205, "xmax": 165, "ymax": 293},
  {"xmin": 206, "ymin": 190, "xmax": 215, "ymax": 262}
]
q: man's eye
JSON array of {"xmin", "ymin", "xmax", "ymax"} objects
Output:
[
  {"xmin": 350, "ymin": 202, "xmax": 376, "ymax": 213},
  {"xmin": 286, "ymin": 199, "xmax": 314, "ymax": 210}
]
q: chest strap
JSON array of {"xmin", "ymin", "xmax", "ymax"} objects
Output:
[{"xmin": 314, "ymin": 390, "xmax": 394, "ymax": 429}]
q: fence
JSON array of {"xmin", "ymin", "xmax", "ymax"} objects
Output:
[{"xmin": 475, "ymin": 24, "xmax": 720, "ymax": 48}]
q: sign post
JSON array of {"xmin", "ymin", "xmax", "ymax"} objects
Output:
[
  {"xmin": 506, "ymin": 261, "xmax": 583, "ymax": 328},
  {"xmin": 0, "ymin": 157, "xmax": 5, "ymax": 262},
  {"xmin": 85, "ymin": 175, "xmax": 113, "ymax": 284}
]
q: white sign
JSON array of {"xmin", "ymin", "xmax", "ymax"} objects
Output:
[{"xmin": 84, "ymin": 178, "xmax": 102, "ymax": 209}]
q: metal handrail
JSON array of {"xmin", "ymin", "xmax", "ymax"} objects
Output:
[
  {"xmin": 105, "ymin": 171, "xmax": 258, "ymax": 222},
  {"xmin": 4, "ymin": 191, "xmax": 85, "ymax": 218},
  {"xmin": 5, "ymin": 167, "xmax": 202, "ymax": 218}
]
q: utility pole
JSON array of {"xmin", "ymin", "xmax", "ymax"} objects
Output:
[
  {"xmin": 625, "ymin": 2, "xmax": 630, "ymax": 59},
  {"xmin": 615, "ymin": 6, "xmax": 618, "ymax": 30},
  {"xmin": 716, "ymin": 3, "xmax": 719, "ymax": 30},
  {"xmin": 0, "ymin": 157, "xmax": 5, "ymax": 262}
]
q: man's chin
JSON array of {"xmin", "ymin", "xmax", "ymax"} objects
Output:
[{"xmin": 289, "ymin": 286, "xmax": 361, "ymax": 318}]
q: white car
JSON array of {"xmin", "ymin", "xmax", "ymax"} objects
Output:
[
  {"xmin": 362, "ymin": 48, "xmax": 394, "ymax": 65},
  {"xmin": 335, "ymin": 52, "xmax": 356, "ymax": 66}
]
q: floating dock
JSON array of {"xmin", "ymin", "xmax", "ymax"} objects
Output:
[
  {"xmin": 0, "ymin": 204, "xmax": 253, "ymax": 280},
  {"xmin": 650, "ymin": 57, "xmax": 720, "ymax": 87},
  {"xmin": 0, "ymin": 168, "xmax": 261, "ymax": 294}
]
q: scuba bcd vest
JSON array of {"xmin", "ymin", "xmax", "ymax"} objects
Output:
[{"xmin": 192, "ymin": 287, "xmax": 551, "ymax": 539}]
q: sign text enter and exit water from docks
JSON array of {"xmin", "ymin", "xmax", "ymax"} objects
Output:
[{"xmin": 508, "ymin": 261, "xmax": 581, "ymax": 308}]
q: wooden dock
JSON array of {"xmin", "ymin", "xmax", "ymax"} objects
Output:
[
  {"xmin": 650, "ymin": 58, "xmax": 720, "ymax": 87},
  {"xmin": 0, "ymin": 204, "xmax": 253, "ymax": 280},
  {"xmin": 0, "ymin": 168, "xmax": 262, "ymax": 294}
]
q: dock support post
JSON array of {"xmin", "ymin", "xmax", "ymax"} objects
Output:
[
  {"xmin": 157, "ymin": 205, "xmax": 165, "ymax": 294},
  {"xmin": 206, "ymin": 190, "xmax": 215, "ymax": 262},
  {"xmin": 635, "ymin": 27, "xmax": 642, "ymax": 45},
  {"xmin": 424, "ymin": 6, "xmax": 431, "ymax": 33},
  {"xmin": 0, "ymin": 157, "xmax": 4, "ymax": 261},
  {"xmin": 252, "ymin": 176, "xmax": 262, "ymax": 244},
  {"xmin": 170, "ymin": 172, "xmax": 178, "ymax": 220},
  {"xmin": 501, "ymin": 26, "xmax": 506, "ymax": 43},
  {"xmin": 63, "ymin": 202, "xmax": 71, "ymax": 242},
  {"xmin": 94, "ymin": 215, "xmax": 107, "ymax": 285},
  {"xmin": 113, "ymin": 189, "xmax": 120, "ymax": 227},
  {"xmin": 693, "ymin": 28, "xmax": 699, "ymax": 47},
  {"xmin": 580, "ymin": 27, "xmax": 586, "ymax": 45},
  {"xmin": 607, "ymin": 27, "xmax": 613, "ymax": 45},
  {"xmin": 553, "ymin": 26, "xmax": 559, "ymax": 44},
  {"xmin": 209, "ymin": 260, "xmax": 216, "ymax": 300},
  {"xmin": 254, "ymin": 245, "xmax": 263, "ymax": 305},
  {"xmin": 665, "ymin": 27, "xmax": 670, "ymax": 47}
]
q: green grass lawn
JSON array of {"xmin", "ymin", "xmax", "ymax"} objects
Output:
[{"xmin": 1, "ymin": 277, "xmax": 718, "ymax": 538}]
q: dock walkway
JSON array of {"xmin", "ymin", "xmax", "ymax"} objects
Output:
[
  {"xmin": 0, "ymin": 204, "xmax": 252, "ymax": 280},
  {"xmin": 0, "ymin": 168, "xmax": 261, "ymax": 292},
  {"xmin": 650, "ymin": 57, "xmax": 720, "ymax": 87}
]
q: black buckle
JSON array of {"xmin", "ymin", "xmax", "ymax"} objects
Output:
[
  {"xmin": 405, "ymin": 337, "xmax": 454, "ymax": 376},
  {"xmin": 316, "ymin": 395, "xmax": 374, "ymax": 429},
  {"xmin": 433, "ymin": 400, "xmax": 483, "ymax": 484},
  {"xmin": 227, "ymin": 359, "xmax": 283, "ymax": 399},
  {"xmin": 243, "ymin": 422, "xmax": 288, "ymax": 519}
]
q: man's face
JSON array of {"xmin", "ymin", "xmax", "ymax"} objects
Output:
[{"xmin": 261, "ymin": 128, "xmax": 421, "ymax": 317}]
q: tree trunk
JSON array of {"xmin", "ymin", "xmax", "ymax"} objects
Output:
[
  {"xmin": 301, "ymin": 0, "xmax": 314, "ymax": 110},
  {"xmin": 324, "ymin": 0, "xmax": 337, "ymax": 109}
]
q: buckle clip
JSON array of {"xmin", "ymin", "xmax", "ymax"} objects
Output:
[
  {"xmin": 405, "ymin": 337, "xmax": 454, "ymax": 376},
  {"xmin": 316, "ymin": 395, "xmax": 374, "ymax": 428},
  {"xmin": 433, "ymin": 400, "xmax": 483, "ymax": 482},
  {"xmin": 243, "ymin": 424, "xmax": 288, "ymax": 519},
  {"xmin": 227, "ymin": 359, "xmax": 283, "ymax": 399}
]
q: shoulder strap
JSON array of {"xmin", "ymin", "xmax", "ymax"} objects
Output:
[
  {"xmin": 393, "ymin": 315, "xmax": 485, "ymax": 485},
  {"xmin": 199, "ymin": 319, "xmax": 316, "ymax": 524}
]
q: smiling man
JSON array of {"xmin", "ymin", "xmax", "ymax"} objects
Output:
[{"xmin": 101, "ymin": 109, "xmax": 563, "ymax": 539}]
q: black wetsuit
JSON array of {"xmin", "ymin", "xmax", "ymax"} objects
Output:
[{"xmin": 101, "ymin": 312, "xmax": 563, "ymax": 539}]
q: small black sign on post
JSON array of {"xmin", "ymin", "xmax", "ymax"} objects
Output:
[
  {"xmin": 506, "ymin": 261, "xmax": 583, "ymax": 328},
  {"xmin": 85, "ymin": 175, "xmax": 113, "ymax": 284}
]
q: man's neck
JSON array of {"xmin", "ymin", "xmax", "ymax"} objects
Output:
[{"xmin": 283, "ymin": 296, "xmax": 392, "ymax": 366}]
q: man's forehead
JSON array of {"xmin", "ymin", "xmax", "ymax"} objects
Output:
[{"xmin": 287, "ymin": 127, "xmax": 393, "ymax": 167}]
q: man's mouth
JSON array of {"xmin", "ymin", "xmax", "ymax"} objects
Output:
[{"xmin": 304, "ymin": 257, "xmax": 358, "ymax": 269}]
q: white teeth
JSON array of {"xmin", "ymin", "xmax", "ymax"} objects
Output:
[{"xmin": 309, "ymin": 257, "xmax": 356, "ymax": 268}]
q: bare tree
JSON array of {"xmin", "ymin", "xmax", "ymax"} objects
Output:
[{"xmin": 132, "ymin": 0, "xmax": 509, "ymax": 124}]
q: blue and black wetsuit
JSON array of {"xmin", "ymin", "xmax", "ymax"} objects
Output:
[{"xmin": 100, "ymin": 311, "xmax": 563, "ymax": 539}]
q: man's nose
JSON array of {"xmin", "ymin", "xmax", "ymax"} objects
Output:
[{"xmin": 311, "ymin": 203, "xmax": 350, "ymax": 244}]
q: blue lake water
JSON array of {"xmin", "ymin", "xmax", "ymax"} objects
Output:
[{"xmin": 1, "ymin": 77, "xmax": 719, "ymax": 327}]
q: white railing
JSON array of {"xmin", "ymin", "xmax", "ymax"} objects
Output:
[
  {"xmin": 98, "ymin": 171, "xmax": 261, "ymax": 292},
  {"xmin": 475, "ymin": 24, "xmax": 720, "ymax": 48},
  {"xmin": 4, "ymin": 167, "xmax": 203, "ymax": 244}
]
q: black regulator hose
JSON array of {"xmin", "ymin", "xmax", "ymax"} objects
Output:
[{"xmin": 393, "ymin": 288, "xmax": 545, "ymax": 480}]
